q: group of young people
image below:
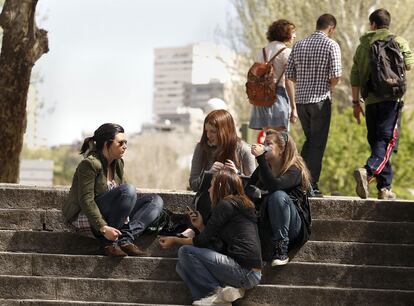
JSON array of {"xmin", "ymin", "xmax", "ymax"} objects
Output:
[
  {"xmin": 62, "ymin": 108, "xmax": 312, "ymax": 305},
  {"xmin": 61, "ymin": 7, "xmax": 412, "ymax": 306}
]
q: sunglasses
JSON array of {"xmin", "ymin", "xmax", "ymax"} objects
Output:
[{"xmin": 116, "ymin": 140, "xmax": 128, "ymax": 146}]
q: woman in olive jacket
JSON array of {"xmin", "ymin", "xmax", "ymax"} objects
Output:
[{"xmin": 62, "ymin": 123, "xmax": 163, "ymax": 257}]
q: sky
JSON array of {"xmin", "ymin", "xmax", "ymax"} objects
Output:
[{"xmin": 32, "ymin": 0, "xmax": 233, "ymax": 146}]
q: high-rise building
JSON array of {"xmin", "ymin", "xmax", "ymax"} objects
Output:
[{"xmin": 153, "ymin": 42, "xmax": 235, "ymax": 129}]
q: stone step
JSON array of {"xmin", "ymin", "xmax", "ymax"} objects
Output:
[
  {"xmin": 236, "ymin": 285, "xmax": 414, "ymax": 306},
  {"xmin": 1, "ymin": 252, "xmax": 412, "ymax": 290},
  {"xmin": 1, "ymin": 184, "xmax": 414, "ymax": 222},
  {"xmin": 0, "ymin": 300, "xmax": 186, "ymax": 306},
  {"xmin": 0, "ymin": 275, "xmax": 412, "ymax": 306},
  {"xmin": 1, "ymin": 208, "xmax": 413, "ymax": 244},
  {"xmin": 0, "ymin": 231, "xmax": 413, "ymax": 267}
]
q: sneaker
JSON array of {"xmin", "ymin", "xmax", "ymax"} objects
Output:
[
  {"xmin": 310, "ymin": 183, "xmax": 323, "ymax": 198},
  {"xmin": 219, "ymin": 286, "xmax": 245, "ymax": 302},
  {"xmin": 353, "ymin": 168, "xmax": 369, "ymax": 199},
  {"xmin": 271, "ymin": 240, "xmax": 289, "ymax": 267},
  {"xmin": 192, "ymin": 289, "xmax": 230, "ymax": 306},
  {"xmin": 378, "ymin": 188, "xmax": 396, "ymax": 200}
]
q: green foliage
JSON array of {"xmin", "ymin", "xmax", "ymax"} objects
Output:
[
  {"xmin": 290, "ymin": 106, "xmax": 414, "ymax": 199},
  {"xmin": 21, "ymin": 144, "xmax": 82, "ymax": 185}
]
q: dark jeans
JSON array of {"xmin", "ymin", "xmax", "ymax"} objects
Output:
[
  {"xmin": 297, "ymin": 98, "xmax": 331, "ymax": 184},
  {"xmin": 365, "ymin": 101, "xmax": 400, "ymax": 190},
  {"xmin": 265, "ymin": 191, "xmax": 302, "ymax": 248},
  {"xmin": 93, "ymin": 184, "xmax": 164, "ymax": 246}
]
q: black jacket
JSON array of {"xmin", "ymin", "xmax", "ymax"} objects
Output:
[
  {"xmin": 247, "ymin": 154, "xmax": 312, "ymax": 248},
  {"xmin": 193, "ymin": 198, "xmax": 262, "ymax": 270}
]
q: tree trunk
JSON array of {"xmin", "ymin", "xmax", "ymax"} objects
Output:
[{"xmin": 0, "ymin": 0, "xmax": 48, "ymax": 182}]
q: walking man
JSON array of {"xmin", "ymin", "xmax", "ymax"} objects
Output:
[
  {"xmin": 351, "ymin": 8, "xmax": 413, "ymax": 200},
  {"xmin": 286, "ymin": 14, "xmax": 342, "ymax": 197}
]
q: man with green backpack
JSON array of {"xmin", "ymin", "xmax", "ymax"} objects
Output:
[{"xmin": 351, "ymin": 8, "xmax": 413, "ymax": 200}]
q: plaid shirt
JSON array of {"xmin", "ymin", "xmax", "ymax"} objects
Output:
[{"xmin": 286, "ymin": 31, "xmax": 342, "ymax": 104}]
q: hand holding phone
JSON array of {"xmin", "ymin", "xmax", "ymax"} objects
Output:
[{"xmin": 186, "ymin": 205, "xmax": 198, "ymax": 217}]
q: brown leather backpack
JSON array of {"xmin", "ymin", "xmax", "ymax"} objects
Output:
[{"xmin": 245, "ymin": 47, "xmax": 286, "ymax": 107}]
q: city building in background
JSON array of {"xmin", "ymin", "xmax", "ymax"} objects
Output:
[{"xmin": 152, "ymin": 42, "xmax": 236, "ymax": 132}]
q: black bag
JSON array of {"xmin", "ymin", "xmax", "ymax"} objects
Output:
[
  {"xmin": 145, "ymin": 208, "xmax": 190, "ymax": 236},
  {"xmin": 364, "ymin": 35, "xmax": 406, "ymax": 99}
]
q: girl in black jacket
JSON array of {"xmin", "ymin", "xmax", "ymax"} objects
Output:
[
  {"xmin": 159, "ymin": 170, "xmax": 262, "ymax": 306},
  {"xmin": 250, "ymin": 129, "xmax": 312, "ymax": 266}
]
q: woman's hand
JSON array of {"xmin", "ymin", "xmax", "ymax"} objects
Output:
[
  {"xmin": 190, "ymin": 211, "xmax": 204, "ymax": 231},
  {"xmin": 224, "ymin": 159, "xmax": 238, "ymax": 173},
  {"xmin": 100, "ymin": 225, "xmax": 122, "ymax": 241},
  {"xmin": 290, "ymin": 108, "xmax": 298, "ymax": 124},
  {"xmin": 210, "ymin": 161, "xmax": 224, "ymax": 173},
  {"xmin": 158, "ymin": 236, "xmax": 177, "ymax": 249},
  {"xmin": 251, "ymin": 144, "xmax": 265, "ymax": 157}
]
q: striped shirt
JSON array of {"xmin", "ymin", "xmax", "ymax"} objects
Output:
[{"xmin": 286, "ymin": 31, "xmax": 342, "ymax": 104}]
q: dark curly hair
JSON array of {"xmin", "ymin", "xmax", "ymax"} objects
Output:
[{"xmin": 266, "ymin": 19, "xmax": 296, "ymax": 42}]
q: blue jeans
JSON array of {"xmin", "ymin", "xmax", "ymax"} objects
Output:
[
  {"xmin": 266, "ymin": 191, "xmax": 302, "ymax": 247},
  {"xmin": 93, "ymin": 184, "xmax": 164, "ymax": 246},
  {"xmin": 176, "ymin": 245, "xmax": 261, "ymax": 301}
]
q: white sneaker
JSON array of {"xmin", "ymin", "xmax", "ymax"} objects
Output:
[
  {"xmin": 192, "ymin": 288, "xmax": 230, "ymax": 306},
  {"xmin": 271, "ymin": 257, "xmax": 289, "ymax": 266},
  {"xmin": 378, "ymin": 188, "xmax": 397, "ymax": 200},
  {"xmin": 219, "ymin": 286, "xmax": 245, "ymax": 302}
]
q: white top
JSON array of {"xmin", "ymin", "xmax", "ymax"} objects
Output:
[{"xmin": 256, "ymin": 41, "xmax": 291, "ymax": 87}]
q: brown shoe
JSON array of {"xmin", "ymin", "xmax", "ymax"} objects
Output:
[
  {"xmin": 120, "ymin": 243, "xmax": 148, "ymax": 256},
  {"xmin": 104, "ymin": 245, "xmax": 128, "ymax": 257}
]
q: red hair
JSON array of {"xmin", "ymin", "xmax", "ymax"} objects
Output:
[{"xmin": 200, "ymin": 109, "xmax": 240, "ymax": 168}]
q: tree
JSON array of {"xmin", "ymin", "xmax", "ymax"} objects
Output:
[
  {"xmin": 0, "ymin": 0, "xmax": 48, "ymax": 182},
  {"xmin": 228, "ymin": 0, "xmax": 414, "ymax": 114}
]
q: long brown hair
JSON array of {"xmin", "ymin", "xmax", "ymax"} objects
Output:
[
  {"xmin": 210, "ymin": 170, "xmax": 255, "ymax": 209},
  {"xmin": 200, "ymin": 109, "xmax": 240, "ymax": 168},
  {"xmin": 266, "ymin": 129, "xmax": 311, "ymax": 192}
]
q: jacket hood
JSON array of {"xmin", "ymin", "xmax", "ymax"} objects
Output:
[{"xmin": 359, "ymin": 28, "xmax": 392, "ymax": 45}]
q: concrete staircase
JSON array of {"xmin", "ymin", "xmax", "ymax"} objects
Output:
[{"xmin": 0, "ymin": 184, "xmax": 413, "ymax": 306}]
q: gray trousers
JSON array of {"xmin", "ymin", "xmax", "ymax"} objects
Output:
[{"xmin": 297, "ymin": 98, "xmax": 331, "ymax": 184}]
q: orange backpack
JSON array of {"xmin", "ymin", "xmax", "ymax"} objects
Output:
[{"xmin": 245, "ymin": 47, "xmax": 286, "ymax": 107}]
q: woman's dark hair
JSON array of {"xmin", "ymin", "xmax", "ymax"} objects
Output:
[
  {"xmin": 200, "ymin": 109, "xmax": 240, "ymax": 169},
  {"xmin": 80, "ymin": 123, "xmax": 124, "ymax": 155},
  {"xmin": 369, "ymin": 8, "xmax": 391, "ymax": 29},
  {"xmin": 316, "ymin": 14, "xmax": 337, "ymax": 30},
  {"xmin": 267, "ymin": 19, "xmax": 296, "ymax": 42},
  {"xmin": 210, "ymin": 169, "xmax": 255, "ymax": 209}
]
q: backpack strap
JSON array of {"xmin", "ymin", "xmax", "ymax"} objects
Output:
[
  {"xmin": 275, "ymin": 65, "xmax": 287, "ymax": 87},
  {"xmin": 268, "ymin": 47, "xmax": 286, "ymax": 63},
  {"xmin": 262, "ymin": 48, "xmax": 268, "ymax": 62}
]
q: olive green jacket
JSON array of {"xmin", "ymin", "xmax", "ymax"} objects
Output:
[
  {"xmin": 350, "ymin": 28, "xmax": 413, "ymax": 105},
  {"xmin": 62, "ymin": 152, "xmax": 126, "ymax": 231}
]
